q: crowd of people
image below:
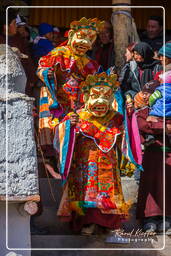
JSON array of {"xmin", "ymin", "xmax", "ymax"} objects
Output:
[{"xmin": 1, "ymin": 6, "xmax": 171, "ymax": 239}]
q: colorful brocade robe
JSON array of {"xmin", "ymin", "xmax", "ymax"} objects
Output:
[
  {"xmin": 37, "ymin": 46, "xmax": 99, "ymax": 146},
  {"xmin": 55, "ymin": 110, "xmax": 136, "ymax": 217}
]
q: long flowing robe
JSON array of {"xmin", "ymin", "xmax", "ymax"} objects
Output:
[
  {"xmin": 37, "ymin": 46, "xmax": 99, "ymax": 152},
  {"xmin": 54, "ymin": 109, "xmax": 137, "ymax": 229},
  {"xmin": 136, "ymin": 107, "xmax": 171, "ymax": 219}
]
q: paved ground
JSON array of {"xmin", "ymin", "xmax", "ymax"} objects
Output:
[
  {"xmin": 31, "ymin": 178, "xmax": 171, "ymax": 256},
  {"xmin": 31, "ymin": 234, "xmax": 171, "ymax": 256}
]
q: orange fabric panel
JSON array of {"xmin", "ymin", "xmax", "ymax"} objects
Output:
[{"xmin": 39, "ymin": 104, "xmax": 49, "ymax": 113}]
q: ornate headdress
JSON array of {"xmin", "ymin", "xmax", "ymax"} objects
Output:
[
  {"xmin": 80, "ymin": 72, "xmax": 120, "ymax": 93},
  {"xmin": 70, "ymin": 17, "xmax": 104, "ymax": 32}
]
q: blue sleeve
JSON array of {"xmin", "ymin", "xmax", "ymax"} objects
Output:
[{"xmin": 33, "ymin": 39, "xmax": 54, "ymax": 58}]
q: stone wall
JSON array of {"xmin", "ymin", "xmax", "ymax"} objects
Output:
[{"xmin": 0, "ymin": 44, "xmax": 39, "ymax": 200}]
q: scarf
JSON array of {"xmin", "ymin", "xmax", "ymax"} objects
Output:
[{"xmin": 134, "ymin": 42, "xmax": 160, "ymax": 86}]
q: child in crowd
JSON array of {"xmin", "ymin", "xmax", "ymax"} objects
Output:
[
  {"xmin": 134, "ymin": 80, "xmax": 160, "ymax": 147},
  {"xmin": 147, "ymin": 71, "xmax": 171, "ymax": 143},
  {"xmin": 148, "ymin": 70, "xmax": 171, "ymax": 120},
  {"xmin": 134, "ymin": 80, "xmax": 160, "ymax": 110},
  {"xmin": 33, "ymin": 22, "xmax": 54, "ymax": 59}
]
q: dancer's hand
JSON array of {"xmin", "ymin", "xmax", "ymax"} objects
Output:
[
  {"xmin": 166, "ymin": 123, "xmax": 171, "ymax": 134},
  {"xmin": 126, "ymin": 101, "xmax": 134, "ymax": 116},
  {"xmin": 126, "ymin": 94, "xmax": 134, "ymax": 116},
  {"xmin": 146, "ymin": 116, "xmax": 158, "ymax": 122},
  {"xmin": 48, "ymin": 68, "xmax": 54, "ymax": 79},
  {"xmin": 70, "ymin": 113, "xmax": 79, "ymax": 126}
]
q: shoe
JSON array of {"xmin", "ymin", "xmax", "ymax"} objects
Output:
[
  {"xmin": 143, "ymin": 222, "xmax": 157, "ymax": 234},
  {"xmin": 144, "ymin": 135, "xmax": 155, "ymax": 147},
  {"xmin": 157, "ymin": 220, "xmax": 170, "ymax": 234},
  {"xmin": 81, "ymin": 224, "xmax": 96, "ymax": 236}
]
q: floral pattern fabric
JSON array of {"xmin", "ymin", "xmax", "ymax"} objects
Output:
[
  {"xmin": 37, "ymin": 46, "xmax": 99, "ymax": 146},
  {"xmin": 57, "ymin": 110, "xmax": 131, "ymax": 217}
]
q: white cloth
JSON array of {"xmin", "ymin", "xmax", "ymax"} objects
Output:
[{"xmin": 33, "ymin": 36, "xmax": 46, "ymax": 44}]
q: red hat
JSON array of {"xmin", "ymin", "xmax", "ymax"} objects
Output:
[{"xmin": 53, "ymin": 27, "xmax": 60, "ymax": 35}]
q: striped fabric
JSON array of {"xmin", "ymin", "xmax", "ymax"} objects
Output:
[
  {"xmin": 134, "ymin": 92, "xmax": 146, "ymax": 109},
  {"xmin": 39, "ymin": 86, "xmax": 54, "ymax": 146},
  {"xmin": 149, "ymin": 83, "xmax": 171, "ymax": 117},
  {"xmin": 149, "ymin": 90, "xmax": 162, "ymax": 106},
  {"xmin": 37, "ymin": 45, "xmax": 99, "ymax": 147},
  {"xmin": 53, "ymin": 119, "xmax": 76, "ymax": 182}
]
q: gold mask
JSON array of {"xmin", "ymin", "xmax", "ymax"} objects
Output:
[
  {"xmin": 86, "ymin": 86, "xmax": 113, "ymax": 117},
  {"xmin": 67, "ymin": 17, "xmax": 104, "ymax": 56},
  {"xmin": 68, "ymin": 28, "xmax": 97, "ymax": 56},
  {"xmin": 81, "ymin": 72, "xmax": 120, "ymax": 117}
]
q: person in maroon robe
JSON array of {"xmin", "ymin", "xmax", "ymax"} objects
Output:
[{"xmin": 132, "ymin": 85, "xmax": 171, "ymax": 234}]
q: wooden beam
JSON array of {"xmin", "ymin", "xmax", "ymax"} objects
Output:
[
  {"xmin": 0, "ymin": 194, "xmax": 40, "ymax": 202},
  {"xmin": 112, "ymin": 0, "xmax": 132, "ymax": 70}
]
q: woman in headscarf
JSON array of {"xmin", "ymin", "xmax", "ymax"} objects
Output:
[
  {"xmin": 119, "ymin": 42, "xmax": 137, "ymax": 93},
  {"xmin": 120, "ymin": 42, "xmax": 162, "ymax": 100}
]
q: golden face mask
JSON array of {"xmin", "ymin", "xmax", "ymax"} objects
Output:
[
  {"xmin": 85, "ymin": 86, "xmax": 113, "ymax": 117},
  {"xmin": 81, "ymin": 72, "xmax": 120, "ymax": 116},
  {"xmin": 69, "ymin": 28, "xmax": 97, "ymax": 56},
  {"xmin": 67, "ymin": 17, "xmax": 104, "ymax": 56}
]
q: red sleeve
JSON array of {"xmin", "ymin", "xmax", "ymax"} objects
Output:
[
  {"xmin": 38, "ymin": 54, "xmax": 57, "ymax": 69},
  {"xmin": 154, "ymin": 70, "xmax": 162, "ymax": 81}
]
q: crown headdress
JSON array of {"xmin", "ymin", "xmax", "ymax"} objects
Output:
[
  {"xmin": 70, "ymin": 17, "xmax": 104, "ymax": 32},
  {"xmin": 80, "ymin": 72, "xmax": 120, "ymax": 93}
]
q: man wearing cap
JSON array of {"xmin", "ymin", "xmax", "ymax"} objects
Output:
[
  {"xmin": 134, "ymin": 80, "xmax": 160, "ymax": 110},
  {"xmin": 33, "ymin": 23, "xmax": 55, "ymax": 59},
  {"xmin": 16, "ymin": 14, "xmax": 27, "ymax": 38},
  {"xmin": 158, "ymin": 42, "xmax": 171, "ymax": 72}
]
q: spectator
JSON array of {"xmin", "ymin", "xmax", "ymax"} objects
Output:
[
  {"xmin": 0, "ymin": 8, "xmax": 37, "ymax": 96},
  {"xmin": 124, "ymin": 42, "xmax": 137, "ymax": 62},
  {"xmin": 58, "ymin": 30, "xmax": 69, "ymax": 46},
  {"xmin": 134, "ymin": 80, "xmax": 160, "ymax": 147},
  {"xmin": 120, "ymin": 42, "xmax": 161, "ymax": 99},
  {"xmin": 12, "ymin": 16, "xmax": 38, "ymax": 96},
  {"xmin": 119, "ymin": 42, "xmax": 137, "ymax": 95},
  {"xmin": 52, "ymin": 26, "xmax": 62, "ymax": 47},
  {"xmin": 0, "ymin": 7, "xmax": 17, "ymax": 40},
  {"xmin": 144, "ymin": 44, "xmax": 171, "ymax": 145},
  {"xmin": 33, "ymin": 22, "xmax": 55, "ymax": 60},
  {"xmin": 135, "ymin": 85, "xmax": 171, "ymax": 234},
  {"xmin": 134, "ymin": 80, "xmax": 160, "ymax": 110},
  {"xmin": 140, "ymin": 16, "xmax": 171, "ymax": 53},
  {"xmin": 16, "ymin": 14, "xmax": 27, "ymax": 36},
  {"xmin": 90, "ymin": 21, "xmax": 115, "ymax": 71},
  {"xmin": 153, "ymin": 42, "xmax": 171, "ymax": 81},
  {"xmin": 158, "ymin": 42, "xmax": 171, "ymax": 71},
  {"xmin": 29, "ymin": 26, "xmax": 39, "ymax": 43}
]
